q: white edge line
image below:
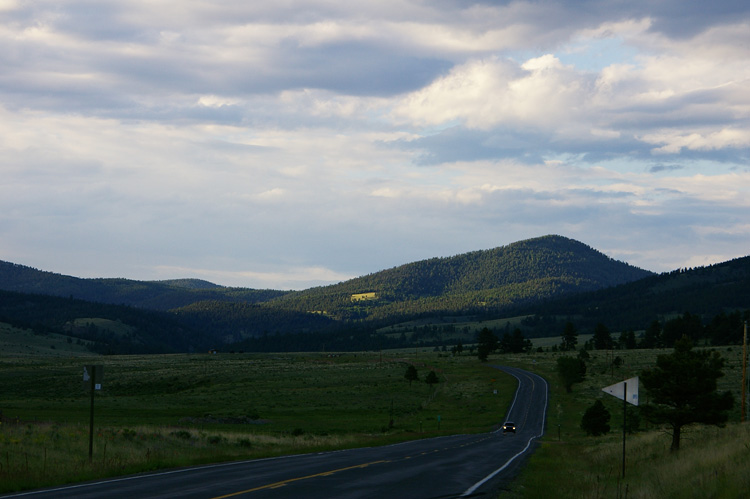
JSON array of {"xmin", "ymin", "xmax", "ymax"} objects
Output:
[{"xmin": 461, "ymin": 367, "xmax": 549, "ymax": 496}]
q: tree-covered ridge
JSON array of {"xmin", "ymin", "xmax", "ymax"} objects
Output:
[
  {"xmin": 0, "ymin": 235, "xmax": 649, "ymax": 319},
  {"xmin": 266, "ymin": 235, "xmax": 653, "ymax": 317},
  {"xmin": 0, "ymin": 289, "xmax": 211, "ymax": 354},
  {"xmin": 0, "ymin": 236, "xmax": 657, "ymax": 345},
  {"xmin": 172, "ymin": 300, "xmax": 335, "ymax": 342},
  {"xmin": 0, "ymin": 260, "xmax": 288, "ymax": 310},
  {"xmin": 525, "ymin": 255, "xmax": 750, "ymax": 335},
  {"xmin": 0, "ymin": 237, "xmax": 748, "ymax": 354}
]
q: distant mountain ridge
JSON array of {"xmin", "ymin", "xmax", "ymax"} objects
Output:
[
  {"xmin": 0, "ymin": 260, "xmax": 287, "ymax": 310},
  {"xmin": 264, "ymin": 235, "xmax": 654, "ymax": 319},
  {"xmin": 5, "ymin": 234, "xmax": 746, "ymax": 355},
  {"xmin": 0, "ymin": 236, "xmax": 651, "ymax": 307}
]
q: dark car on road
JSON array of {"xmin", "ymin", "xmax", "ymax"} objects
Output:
[{"xmin": 502, "ymin": 421, "xmax": 516, "ymax": 433}]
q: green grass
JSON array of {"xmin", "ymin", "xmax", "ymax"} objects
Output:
[
  {"xmin": 0, "ymin": 322, "xmax": 94, "ymax": 357},
  {"xmin": 501, "ymin": 345, "xmax": 750, "ymax": 498},
  {"xmin": 0, "ymin": 350, "xmax": 514, "ymax": 493},
  {"xmin": 1, "ymin": 336, "xmax": 748, "ymax": 497}
]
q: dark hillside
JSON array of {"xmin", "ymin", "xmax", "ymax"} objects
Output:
[
  {"xmin": 0, "ymin": 290, "xmax": 211, "ymax": 354},
  {"xmin": 155, "ymin": 279, "xmax": 222, "ymax": 290},
  {"xmin": 266, "ymin": 235, "xmax": 654, "ymax": 320},
  {"xmin": 0, "ymin": 236, "xmax": 667, "ymax": 351},
  {"xmin": 171, "ymin": 300, "xmax": 336, "ymax": 342},
  {"xmin": 0, "ymin": 261, "xmax": 287, "ymax": 310},
  {"xmin": 518, "ymin": 255, "xmax": 750, "ymax": 336}
]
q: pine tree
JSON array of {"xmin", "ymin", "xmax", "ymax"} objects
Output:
[
  {"xmin": 476, "ymin": 327, "xmax": 498, "ymax": 362},
  {"xmin": 581, "ymin": 400, "xmax": 611, "ymax": 436},
  {"xmin": 641, "ymin": 336, "xmax": 734, "ymax": 451},
  {"xmin": 560, "ymin": 322, "xmax": 578, "ymax": 351},
  {"xmin": 556, "ymin": 356, "xmax": 586, "ymax": 392},
  {"xmin": 404, "ymin": 365, "xmax": 419, "ymax": 386}
]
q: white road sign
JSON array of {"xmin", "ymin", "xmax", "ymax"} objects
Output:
[{"xmin": 602, "ymin": 376, "xmax": 639, "ymax": 406}]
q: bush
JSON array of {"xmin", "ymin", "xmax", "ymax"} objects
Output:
[
  {"xmin": 120, "ymin": 428, "xmax": 137, "ymax": 440},
  {"xmin": 581, "ymin": 400, "xmax": 610, "ymax": 436},
  {"xmin": 556, "ymin": 356, "xmax": 586, "ymax": 392},
  {"xmin": 169, "ymin": 430, "xmax": 192, "ymax": 440},
  {"xmin": 236, "ymin": 438, "xmax": 253, "ymax": 448}
]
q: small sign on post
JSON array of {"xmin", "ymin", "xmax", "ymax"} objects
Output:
[
  {"xmin": 602, "ymin": 376, "xmax": 639, "ymax": 406},
  {"xmin": 83, "ymin": 365, "xmax": 103, "ymax": 391},
  {"xmin": 602, "ymin": 376, "xmax": 638, "ymax": 478},
  {"xmin": 84, "ymin": 365, "xmax": 103, "ymax": 461}
]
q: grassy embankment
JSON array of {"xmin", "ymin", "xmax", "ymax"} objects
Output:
[
  {"xmin": 503, "ymin": 344, "xmax": 750, "ymax": 498},
  {"xmin": 0, "ymin": 331, "xmax": 515, "ymax": 494}
]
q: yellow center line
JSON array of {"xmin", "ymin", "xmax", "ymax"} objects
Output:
[{"xmin": 210, "ymin": 460, "xmax": 389, "ymax": 498}]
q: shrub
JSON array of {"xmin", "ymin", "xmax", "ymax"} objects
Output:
[
  {"xmin": 581, "ymin": 400, "xmax": 610, "ymax": 436},
  {"xmin": 236, "ymin": 438, "xmax": 252, "ymax": 448},
  {"xmin": 121, "ymin": 428, "xmax": 137, "ymax": 440},
  {"xmin": 170, "ymin": 430, "xmax": 192, "ymax": 440}
]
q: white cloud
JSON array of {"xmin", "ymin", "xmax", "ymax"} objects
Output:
[
  {"xmin": 641, "ymin": 128, "xmax": 750, "ymax": 154},
  {"xmin": 153, "ymin": 265, "xmax": 356, "ymax": 290},
  {"xmin": 1, "ymin": 1, "xmax": 749, "ymax": 288}
]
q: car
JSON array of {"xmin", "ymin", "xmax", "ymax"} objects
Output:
[{"xmin": 502, "ymin": 421, "xmax": 516, "ymax": 433}]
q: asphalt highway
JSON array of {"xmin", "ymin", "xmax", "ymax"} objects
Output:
[{"xmin": 3, "ymin": 365, "xmax": 548, "ymax": 499}]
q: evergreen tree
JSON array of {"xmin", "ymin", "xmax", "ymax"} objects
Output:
[
  {"xmin": 556, "ymin": 356, "xmax": 586, "ymax": 392},
  {"xmin": 476, "ymin": 327, "xmax": 498, "ymax": 362},
  {"xmin": 640, "ymin": 320, "xmax": 662, "ymax": 349},
  {"xmin": 618, "ymin": 330, "xmax": 637, "ymax": 349},
  {"xmin": 560, "ymin": 321, "xmax": 578, "ymax": 351},
  {"xmin": 404, "ymin": 365, "xmax": 419, "ymax": 386},
  {"xmin": 581, "ymin": 400, "xmax": 611, "ymax": 436},
  {"xmin": 592, "ymin": 323, "xmax": 614, "ymax": 350},
  {"xmin": 499, "ymin": 328, "xmax": 530, "ymax": 353},
  {"xmin": 640, "ymin": 336, "xmax": 734, "ymax": 451},
  {"xmin": 662, "ymin": 312, "xmax": 703, "ymax": 347},
  {"xmin": 425, "ymin": 370, "xmax": 439, "ymax": 388}
]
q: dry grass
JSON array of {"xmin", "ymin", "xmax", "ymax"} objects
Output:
[{"xmin": 506, "ymin": 346, "xmax": 750, "ymax": 498}]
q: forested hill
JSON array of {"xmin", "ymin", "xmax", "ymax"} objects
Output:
[
  {"xmin": 522, "ymin": 254, "xmax": 750, "ymax": 335},
  {"xmin": 0, "ymin": 235, "xmax": 656, "ymax": 353},
  {"xmin": 264, "ymin": 235, "xmax": 654, "ymax": 319},
  {"xmin": 0, "ymin": 261, "xmax": 287, "ymax": 310}
]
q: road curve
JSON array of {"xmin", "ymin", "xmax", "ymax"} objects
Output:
[{"xmin": 2, "ymin": 366, "xmax": 547, "ymax": 499}]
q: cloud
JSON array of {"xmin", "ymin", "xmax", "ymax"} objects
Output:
[
  {"xmin": 153, "ymin": 265, "xmax": 356, "ymax": 290},
  {"xmin": 1, "ymin": 1, "xmax": 749, "ymax": 289}
]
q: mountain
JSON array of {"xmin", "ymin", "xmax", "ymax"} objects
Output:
[
  {"xmin": 261, "ymin": 235, "xmax": 654, "ymax": 320},
  {"xmin": 0, "ymin": 260, "xmax": 288, "ymax": 310},
  {"xmin": 5, "ymin": 234, "xmax": 747, "ymax": 354},
  {"xmin": 168, "ymin": 235, "xmax": 654, "ymax": 341},
  {"xmin": 0, "ymin": 289, "xmax": 211, "ymax": 354},
  {"xmin": 521, "ymin": 254, "xmax": 750, "ymax": 336}
]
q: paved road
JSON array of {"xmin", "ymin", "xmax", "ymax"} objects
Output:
[{"xmin": 3, "ymin": 366, "xmax": 547, "ymax": 499}]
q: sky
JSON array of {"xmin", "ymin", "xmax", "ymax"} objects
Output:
[{"xmin": 1, "ymin": 1, "xmax": 749, "ymax": 290}]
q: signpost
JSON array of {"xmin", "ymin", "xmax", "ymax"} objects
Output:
[
  {"xmin": 602, "ymin": 376, "xmax": 639, "ymax": 478},
  {"xmin": 83, "ymin": 365, "xmax": 103, "ymax": 461},
  {"xmin": 742, "ymin": 321, "xmax": 747, "ymax": 423}
]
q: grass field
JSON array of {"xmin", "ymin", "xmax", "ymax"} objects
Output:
[
  {"xmin": 1, "ymin": 322, "xmax": 748, "ymax": 496},
  {"xmin": 501, "ymin": 344, "xmax": 750, "ymax": 498},
  {"xmin": 0, "ymin": 327, "xmax": 516, "ymax": 493}
]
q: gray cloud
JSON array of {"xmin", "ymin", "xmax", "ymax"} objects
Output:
[{"xmin": 0, "ymin": 1, "xmax": 748, "ymax": 288}]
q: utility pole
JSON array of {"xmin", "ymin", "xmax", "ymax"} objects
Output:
[
  {"xmin": 742, "ymin": 321, "xmax": 747, "ymax": 423},
  {"xmin": 84, "ymin": 365, "xmax": 103, "ymax": 462},
  {"xmin": 622, "ymin": 381, "xmax": 627, "ymax": 478}
]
